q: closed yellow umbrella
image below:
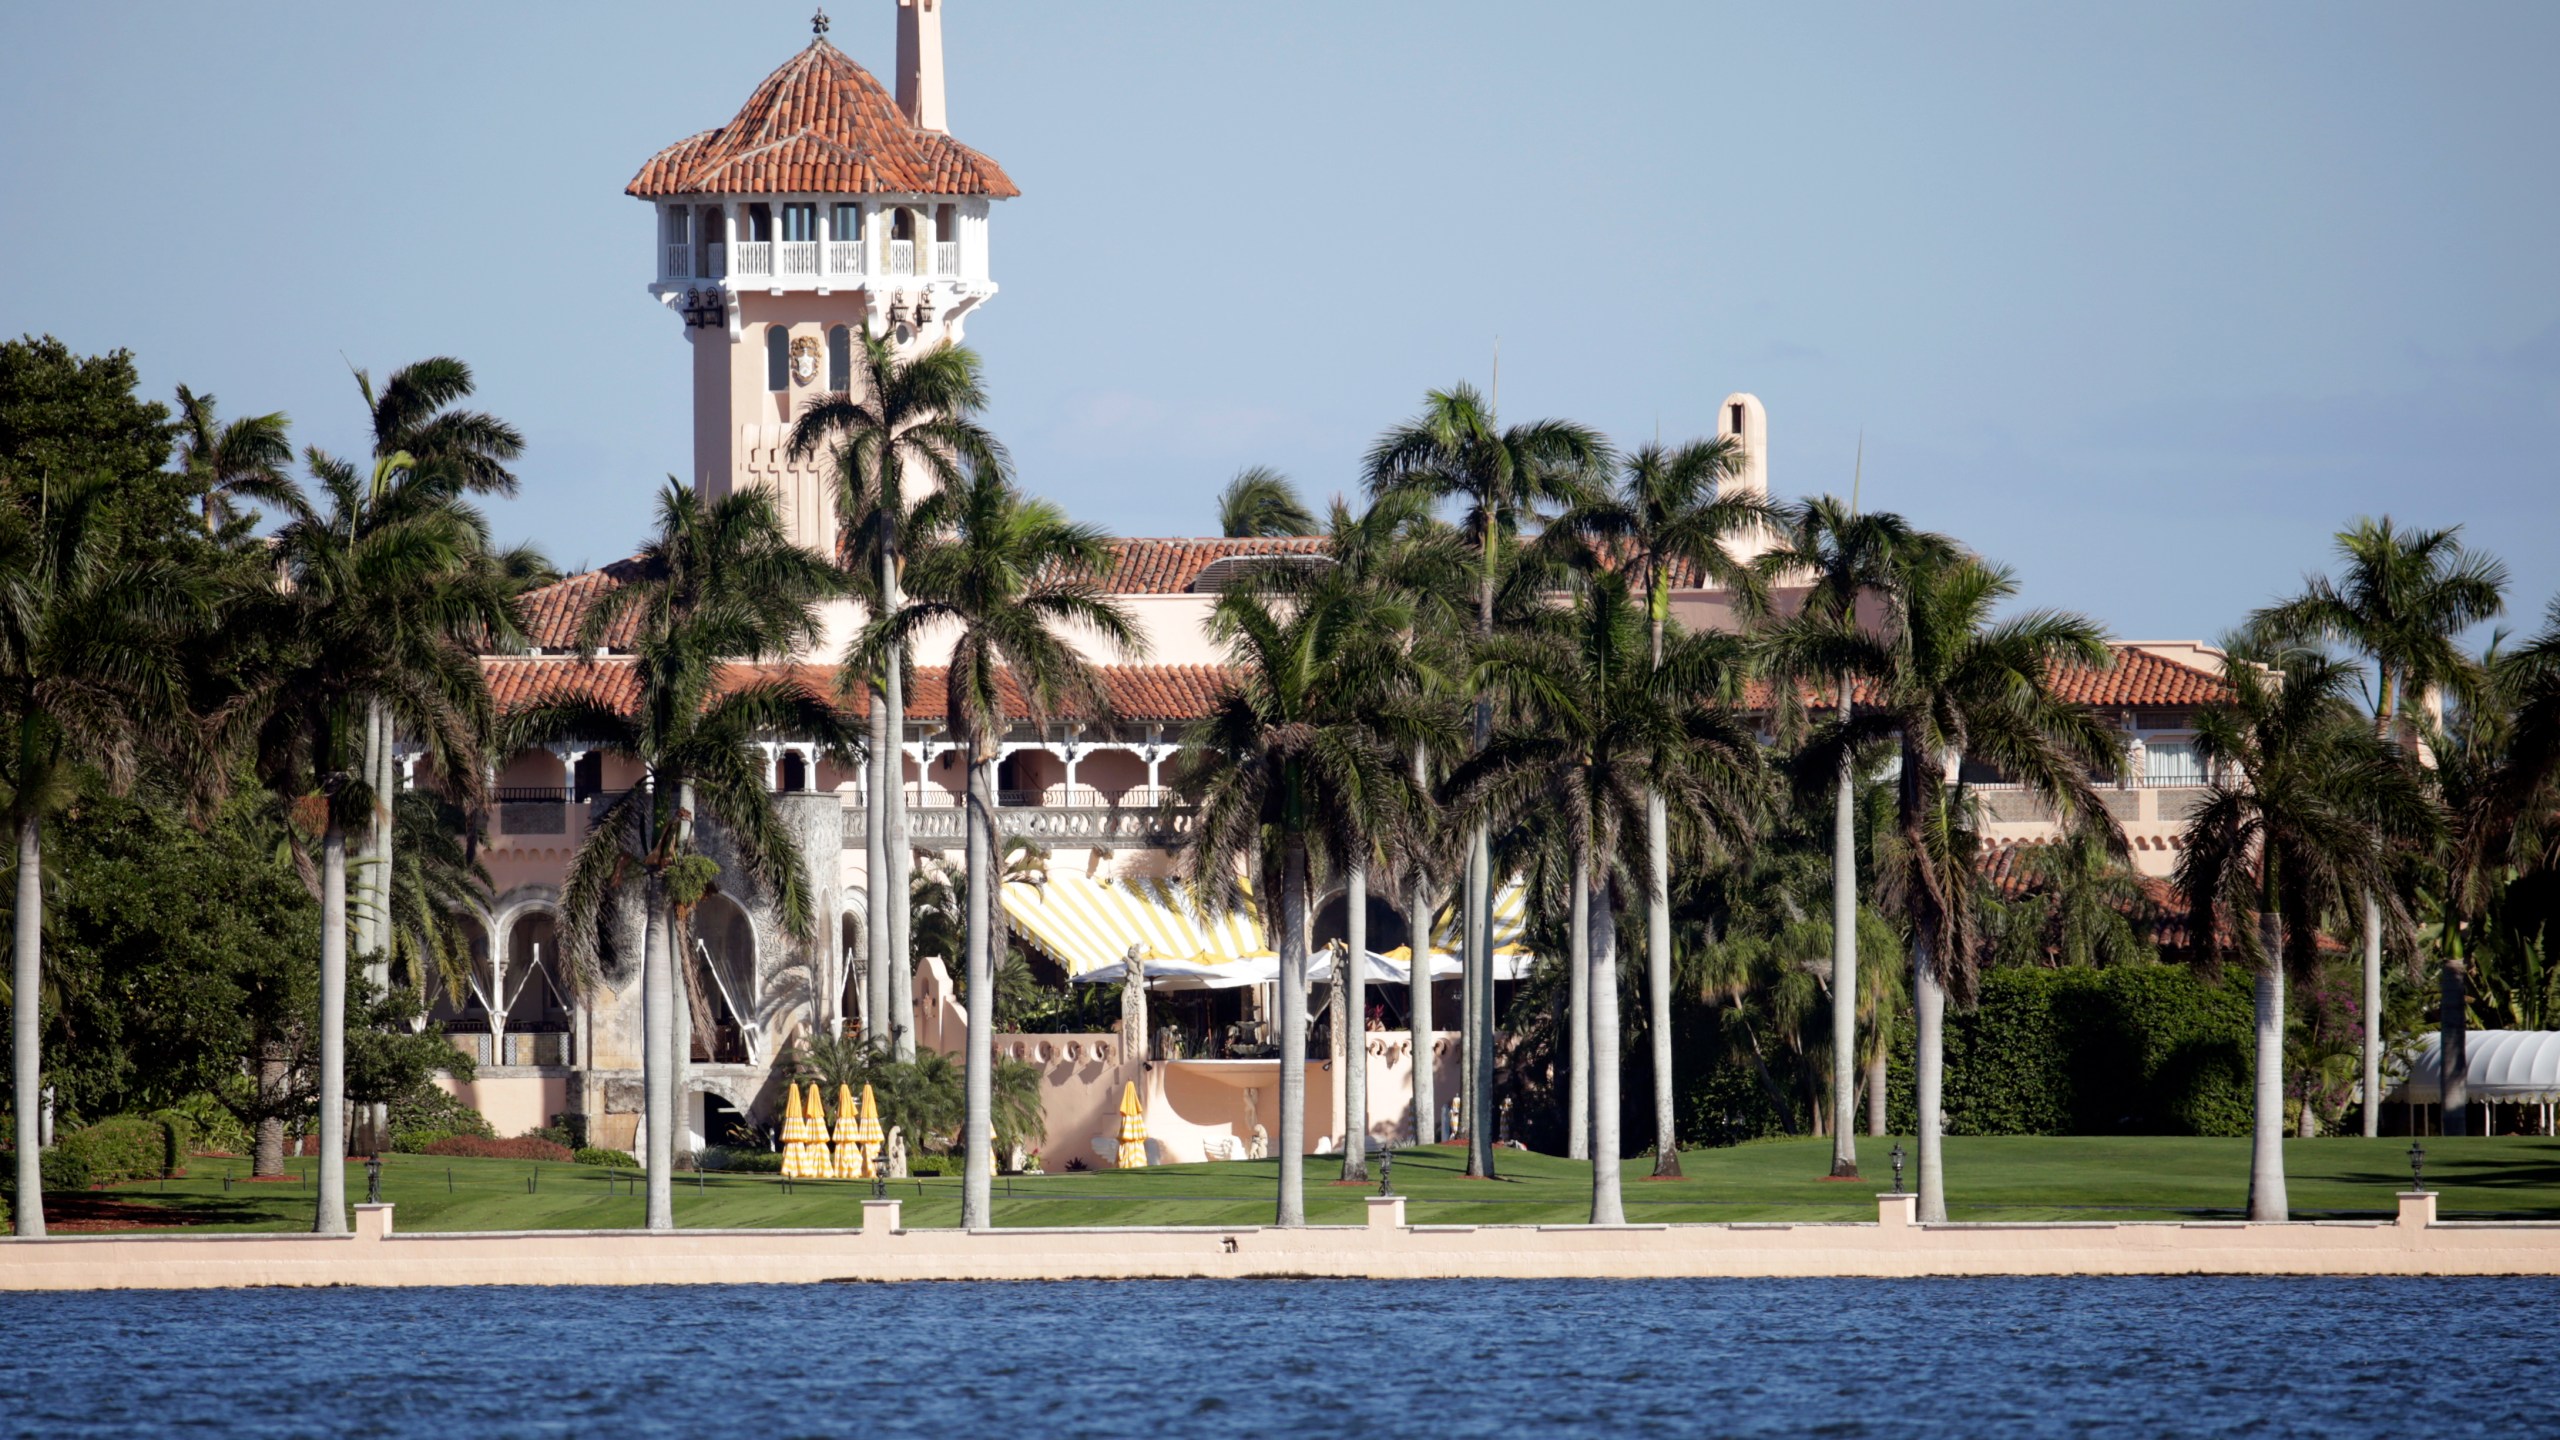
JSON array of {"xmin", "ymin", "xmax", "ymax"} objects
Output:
[
  {"xmin": 780, "ymin": 1081, "xmax": 807, "ymax": 1179},
  {"xmin": 807, "ymin": 1082, "xmax": 840, "ymax": 1180},
  {"xmin": 834, "ymin": 1083, "xmax": 866, "ymax": 1179},
  {"xmin": 1115, "ymin": 1080, "xmax": 1147, "ymax": 1169},
  {"xmin": 855, "ymin": 1081, "xmax": 885, "ymax": 1175}
]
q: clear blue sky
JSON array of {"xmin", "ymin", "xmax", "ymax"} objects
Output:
[{"xmin": 5, "ymin": 2, "xmax": 2554, "ymax": 643}]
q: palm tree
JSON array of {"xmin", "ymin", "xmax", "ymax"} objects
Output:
[
  {"xmin": 2253, "ymin": 518, "xmax": 2507, "ymax": 1136},
  {"xmin": 1217, "ymin": 466, "xmax": 1318, "ymax": 539},
  {"xmin": 510, "ymin": 482, "xmax": 849, "ymax": 1231},
  {"xmin": 865, "ymin": 467, "xmax": 1140, "ymax": 1229},
  {"xmin": 789, "ymin": 329, "xmax": 1003, "ymax": 1061},
  {"xmin": 1755, "ymin": 498, "xmax": 1956, "ymax": 1178},
  {"xmin": 1777, "ymin": 554, "xmax": 2119, "ymax": 1220},
  {"xmin": 223, "ymin": 445, "xmax": 519, "ymax": 1233},
  {"xmin": 1367, "ymin": 381, "xmax": 1610, "ymax": 1178},
  {"xmin": 0, "ymin": 473, "xmax": 199, "ymax": 1236},
  {"xmin": 1174, "ymin": 552, "xmax": 1427, "ymax": 1223},
  {"xmin": 1459, "ymin": 570, "xmax": 1762, "ymax": 1221},
  {"xmin": 1547, "ymin": 437, "xmax": 1770, "ymax": 1178},
  {"xmin": 342, "ymin": 359, "xmax": 526, "ymax": 1152},
  {"xmin": 172, "ymin": 385, "xmax": 293, "ymax": 532},
  {"xmin": 2179, "ymin": 646, "xmax": 2434, "ymax": 1218}
]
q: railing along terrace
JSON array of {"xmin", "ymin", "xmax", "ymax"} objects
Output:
[
  {"xmin": 827, "ymin": 241, "xmax": 863, "ymax": 275},
  {"xmin": 841, "ymin": 801, "xmax": 1196, "ymax": 850},
  {"xmin": 734, "ymin": 241, "xmax": 774, "ymax": 277},
  {"xmin": 934, "ymin": 241, "xmax": 960, "ymax": 275},
  {"xmin": 665, "ymin": 242, "xmax": 692, "ymax": 277},
  {"xmin": 887, "ymin": 239, "xmax": 916, "ymax": 275},
  {"xmin": 704, "ymin": 242, "xmax": 727, "ymax": 278},
  {"xmin": 780, "ymin": 241, "xmax": 819, "ymax": 276}
]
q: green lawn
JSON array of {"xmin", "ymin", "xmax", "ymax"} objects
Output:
[{"xmin": 41, "ymin": 1135, "xmax": 2553, "ymax": 1234}]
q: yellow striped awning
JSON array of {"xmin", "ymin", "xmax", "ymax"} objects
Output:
[
  {"xmin": 1429, "ymin": 884, "xmax": 1532, "ymax": 953},
  {"xmin": 1001, "ymin": 873, "xmax": 1267, "ymax": 977}
]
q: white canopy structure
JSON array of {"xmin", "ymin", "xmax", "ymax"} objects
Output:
[{"xmin": 2385, "ymin": 1032, "xmax": 2560, "ymax": 1104}]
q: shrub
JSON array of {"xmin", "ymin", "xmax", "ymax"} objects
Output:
[
  {"xmin": 721, "ymin": 1148, "xmax": 782, "ymax": 1173},
  {"xmin": 38, "ymin": 1145, "xmax": 93, "ymax": 1192},
  {"xmin": 386, "ymin": 1085, "xmax": 495, "ymax": 1148},
  {"xmin": 57, "ymin": 1116, "xmax": 182, "ymax": 1186},
  {"xmin": 523, "ymin": 1124, "xmax": 575, "ymax": 1151},
  {"xmin": 907, "ymin": 1153, "xmax": 958, "ymax": 1177},
  {"xmin": 422, "ymin": 1134, "xmax": 572, "ymax": 1162},
  {"xmin": 160, "ymin": 1093, "xmax": 253, "ymax": 1157},
  {"xmin": 1886, "ymin": 965, "xmax": 2255, "ymax": 1137},
  {"xmin": 573, "ymin": 1146, "xmax": 639, "ymax": 1170}
]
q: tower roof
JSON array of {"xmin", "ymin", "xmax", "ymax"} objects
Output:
[{"xmin": 627, "ymin": 38, "xmax": 1017, "ymax": 199}]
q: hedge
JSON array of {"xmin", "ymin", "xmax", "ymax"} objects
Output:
[
  {"xmin": 573, "ymin": 1146, "xmax": 638, "ymax": 1169},
  {"xmin": 57, "ymin": 1116, "xmax": 185, "ymax": 1186},
  {"xmin": 422, "ymin": 1134, "xmax": 572, "ymax": 1162},
  {"xmin": 1888, "ymin": 965, "xmax": 2254, "ymax": 1137}
]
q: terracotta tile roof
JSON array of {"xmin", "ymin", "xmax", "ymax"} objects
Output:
[
  {"xmin": 484, "ymin": 658, "xmax": 1236, "ymax": 724},
  {"xmin": 627, "ymin": 40, "xmax": 1018, "ymax": 199},
  {"xmin": 1755, "ymin": 645, "xmax": 2234, "ymax": 715},
  {"xmin": 1101, "ymin": 537, "xmax": 1334, "ymax": 595},
  {"xmin": 519, "ymin": 556, "xmax": 655, "ymax": 652},
  {"xmin": 1980, "ymin": 839, "xmax": 2198, "ymax": 958}
]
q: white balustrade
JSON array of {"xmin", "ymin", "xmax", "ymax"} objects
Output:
[
  {"xmin": 933, "ymin": 241, "xmax": 960, "ymax": 276},
  {"xmin": 664, "ymin": 243, "xmax": 691, "ymax": 278},
  {"xmin": 827, "ymin": 241, "xmax": 863, "ymax": 275},
  {"xmin": 734, "ymin": 241, "xmax": 774, "ymax": 277},
  {"xmin": 887, "ymin": 239, "xmax": 916, "ymax": 276},
  {"xmin": 780, "ymin": 241, "xmax": 818, "ymax": 276},
  {"xmin": 704, "ymin": 242, "xmax": 727, "ymax": 278}
]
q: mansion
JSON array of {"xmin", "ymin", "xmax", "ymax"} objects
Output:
[{"xmin": 435, "ymin": 4, "xmax": 2242, "ymax": 1167}]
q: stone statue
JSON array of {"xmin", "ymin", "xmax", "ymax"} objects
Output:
[
  {"xmin": 1119, "ymin": 943, "xmax": 1149, "ymax": 1058},
  {"xmin": 882, "ymin": 1125, "xmax": 909, "ymax": 1179},
  {"xmin": 1249, "ymin": 1123, "xmax": 1269, "ymax": 1161}
]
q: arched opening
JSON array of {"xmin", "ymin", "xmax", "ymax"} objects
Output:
[
  {"xmin": 779, "ymin": 750, "xmax": 810, "ymax": 793},
  {"xmin": 889, "ymin": 206, "xmax": 918, "ymax": 275},
  {"xmin": 492, "ymin": 912, "xmax": 571, "ymax": 1066},
  {"xmin": 826, "ymin": 324, "xmax": 851, "ymax": 392},
  {"xmin": 765, "ymin": 326, "xmax": 789, "ymax": 393},
  {"xmin": 840, "ymin": 908, "xmax": 865, "ymax": 1042},
  {"xmin": 698, "ymin": 204, "xmax": 726, "ymax": 277},
  {"xmin": 688, "ymin": 892, "xmax": 757, "ymax": 1065},
  {"xmin": 1312, "ymin": 890, "xmax": 1409, "ymax": 955}
]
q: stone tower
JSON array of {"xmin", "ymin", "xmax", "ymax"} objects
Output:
[
  {"xmin": 1715, "ymin": 391, "xmax": 1773, "ymax": 563},
  {"xmin": 627, "ymin": 3, "xmax": 1017, "ymax": 557}
]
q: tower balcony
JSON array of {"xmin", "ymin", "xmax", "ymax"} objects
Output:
[{"xmin": 652, "ymin": 197, "xmax": 987, "ymax": 296}]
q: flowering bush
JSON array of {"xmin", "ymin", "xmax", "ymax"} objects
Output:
[{"xmin": 422, "ymin": 1134, "xmax": 572, "ymax": 1162}]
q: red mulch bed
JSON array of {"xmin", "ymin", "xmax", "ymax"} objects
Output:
[{"xmin": 40, "ymin": 1193, "xmax": 216, "ymax": 1233}]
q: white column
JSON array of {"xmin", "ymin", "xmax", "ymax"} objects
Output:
[
  {"xmin": 760, "ymin": 741, "xmax": 779, "ymax": 792},
  {"xmin": 1062, "ymin": 726, "xmax": 1082, "ymax": 806}
]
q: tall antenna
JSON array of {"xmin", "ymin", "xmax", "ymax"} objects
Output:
[
  {"xmin": 1490, "ymin": 336, "xmax": 1501, "ymax": 417},
  {"xmin": 1850, "ymin": 431, "xmax": 1865, "ymax": 516}
]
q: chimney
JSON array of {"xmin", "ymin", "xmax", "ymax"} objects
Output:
[{"xmin": 896, "ymin": 0, "xmax": 948, "ymax": 133}]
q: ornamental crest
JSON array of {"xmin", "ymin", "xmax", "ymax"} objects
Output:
[{"xmin": 789, "ymin": 335, "xmax": 823, "ymax": 387}]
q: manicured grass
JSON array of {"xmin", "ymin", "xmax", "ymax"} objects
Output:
[{"xmin": 42, "ymin": 1135, "xmax": 2557, "ymax": 1234}]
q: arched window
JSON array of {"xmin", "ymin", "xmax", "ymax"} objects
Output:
[
  {"xmin": 779, "ymin": 751, "xmax": 809, "ymax": 793},
  {"xmin": 766, "ymin": 326, "xmax": 789, "ymax": 392},
  {"xmin": 827, "ymin": 325, "xmax": 851, "ymax": 392}
]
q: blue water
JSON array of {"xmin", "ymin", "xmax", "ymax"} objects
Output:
[{"xmin": 0, "ymin": 1278, "xmax": 2546, "ymax": 1438}]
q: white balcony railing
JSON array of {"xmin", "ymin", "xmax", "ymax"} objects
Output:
[
  {"xmin": 887, "ymin": 239, "xmax": 916, "ymax": 275},
  {"xmin": 734, "ymin": 241, "xmax": 774, "ymax": 277},
  {"xmin": 827, "ymin": 241, "xmax": 863, "ymax": 275},
  {"xmin": 704, "ymin": 242, "xmax": 726, "ymax": 278},
  {"xmin": 780, "ymin": 241, "xmax": 818, "ymax": 276},
  {"xmin": 664, "ymin": 243, "xmax": 691, "ymax": 278},
  {"xmin": 934, "ymin": 241, "xmax": 960, "ymax": 276}
]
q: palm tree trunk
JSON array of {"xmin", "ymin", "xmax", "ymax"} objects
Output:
[
  {"xmin": 1277, "ymin": 838, "xmax": 1311, "ymax": 1226},
  {"xmin": 1588, "ymin": 870, "xmax": 1624, "ymax": 1225},
  {"xmin": 2441, "ymin": 957, "xmax": 2470, "ymax": 1138},
  {"xmin": 1644, "ymin": 789, "xmax": 1679, "ymax": 1177},
  {"xmin": 883, "ymin": 569, "xmax": 915, "ymax": 1061},
  {"xmin": 1865, "ymin": 1047, "xmax": 1888, "ymax": 1136},
  {"xmin": 14, "ymin": 815, "xmax": 46, "ymax": 1236},
  {"xmin": 2362, "ymin": 891, "xmax": 2383, "ymax": 1139},
  {"xmin": 1913, "ymin": 931, "xmax": 1948, "ymax": 1224},
  {"xmin": 2249, "ymin": 924, "xmax": 2290, "ymax": 1221},
  {"xmin": 1406, "ymin": 867, "xmax": 1436, "ymax": 1145},
  {"xmin": 1339, "ymin": 864, "xmax": 1369, "ymax": 1182},
  {"xmin": 960, "ymin": 755, "xmax": 996, "ymax": 1229},
  {"xmin": 363, "ymin": 704, "xmax": 395, "ymax": 1154},
  {"xmin": 314, "ymin": 820, "xmax": 350, "ymax": 1235},
  {"xmin": 865, "ymin": 693, "xmax": 890, "ymax": 1046},
  {"xmin": 1465, "ymin": 825, "xmax": 1497, "ymax": 1177},
  {"xmin": 1568, "ymin": 848, "xmax": 1590, "ymax": 1162},
  {"xmin": 1829, "ymin": 742, "xmax": 1861, "ymax": 1177},
  {"xmin": 642, "ymin": 882, "xmax": 675, "ymax": 1231}
]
